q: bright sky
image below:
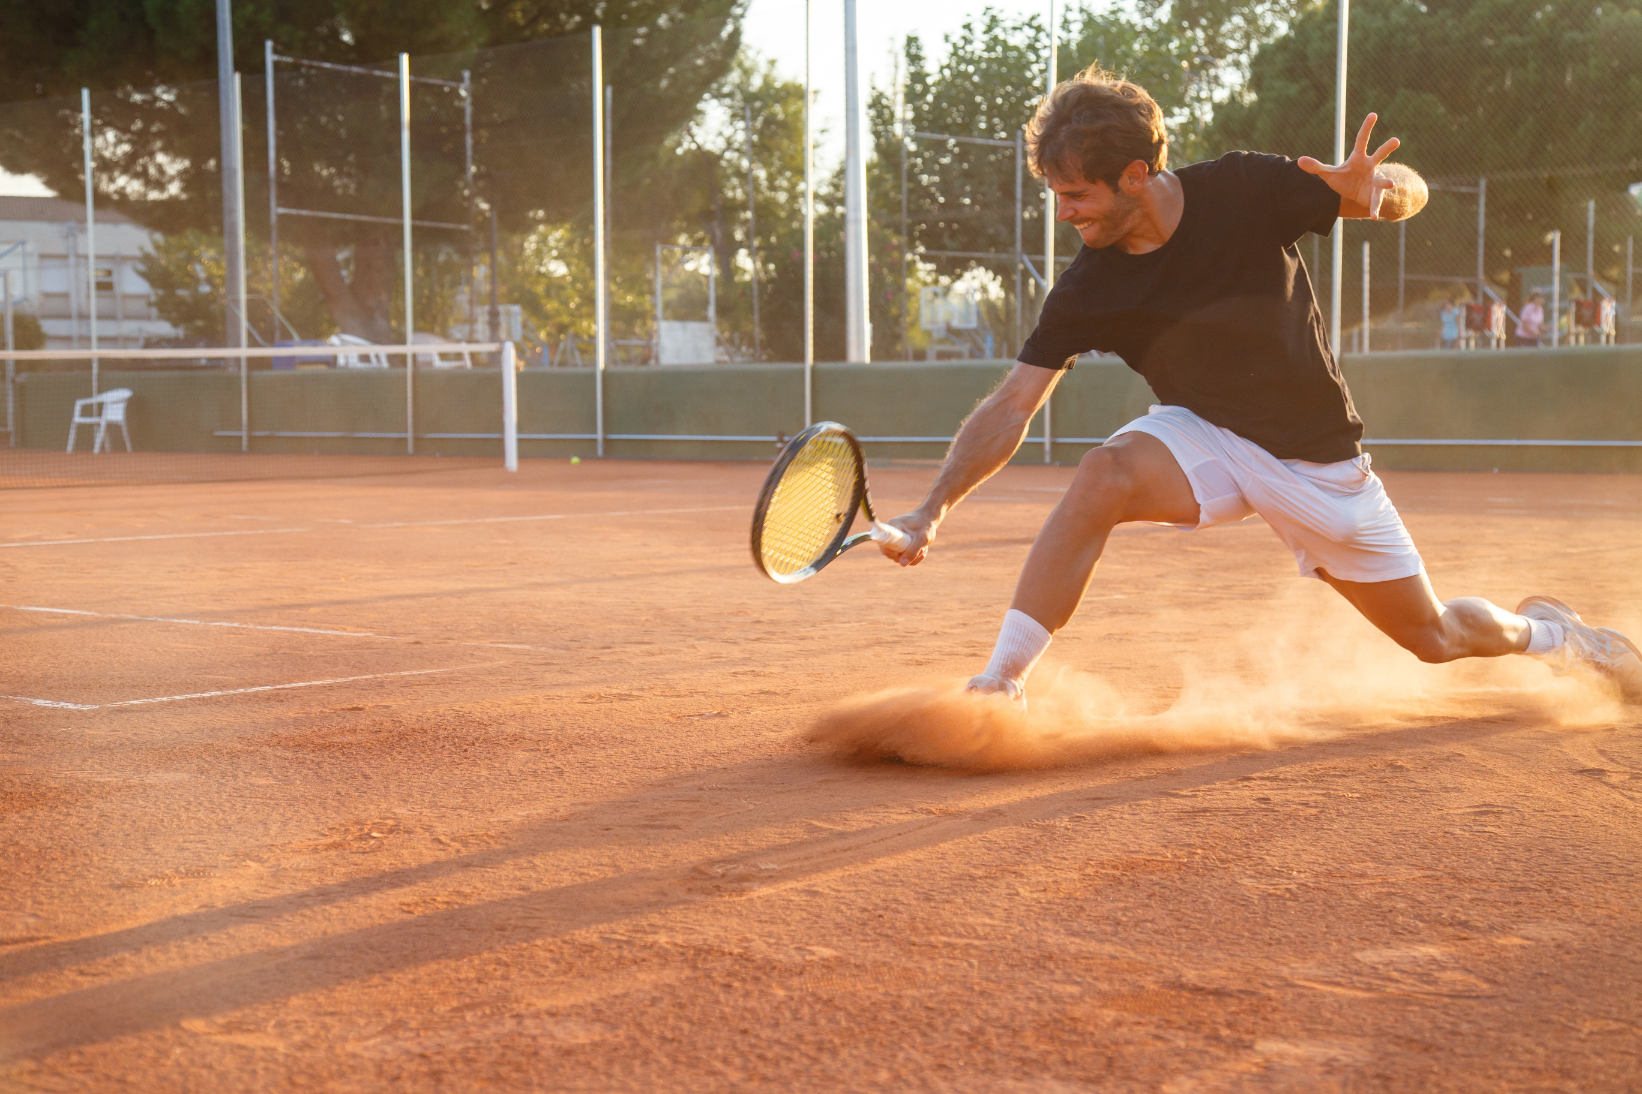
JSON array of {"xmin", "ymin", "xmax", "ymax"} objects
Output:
[
  {"xmin": 0, "ymin": 1, "xmax": 1057, "ymax": 196},
  {"xmin": 743, "ymin": 0, "xmax": 1055, "ymax": 167}
]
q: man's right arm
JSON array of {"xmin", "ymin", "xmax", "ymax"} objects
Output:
[{"xmin": 878, "ymin": 362, "xmax": 1062, "ymax": 566}]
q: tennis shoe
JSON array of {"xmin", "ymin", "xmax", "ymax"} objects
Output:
[
  {"xmin": 966, "ymin": 673, "xmax": 1028, "ymax": 714},
  {"xmin": 1517, "ymin": 595, "xmax": 1642, "ymax": 703}
]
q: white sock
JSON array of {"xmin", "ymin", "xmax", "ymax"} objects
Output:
[
  {"xmin": 978, "ymin": 609, "xmax": 1053, "ymax": 688},
  {"xmin": 1524, "ymin": 617, "xmax": 1565, "ymax": 656}
]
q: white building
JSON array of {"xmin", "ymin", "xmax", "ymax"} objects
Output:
[{"xmin": 0, "ymin": 195, "xmax": 177, "ymax": 349}]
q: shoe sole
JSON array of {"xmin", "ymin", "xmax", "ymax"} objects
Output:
[{"xmin": 1518, "ymin": 595, "xmax": 1642, "ymax": 703}]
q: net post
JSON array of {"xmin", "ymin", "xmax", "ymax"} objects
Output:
[
  {"xmin": 592, "ymin": 26, "xmax": 606, "ymax": 457},
  {"xmin": 400, "ymin": 52, "xmax": 415, "ymax": 455},
  {"xmin": 501, "ymin": 341, "xmax": 518, "ymax": 472}
]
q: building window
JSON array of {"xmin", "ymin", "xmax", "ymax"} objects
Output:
[{"xmin": 94, "ymin": 267, "xmax": 114, "ymax": 292}]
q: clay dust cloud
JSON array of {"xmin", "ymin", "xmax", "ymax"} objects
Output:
[{"xmin": 808, "ymin": 613, "xmax": 1628, "ymax": 773}]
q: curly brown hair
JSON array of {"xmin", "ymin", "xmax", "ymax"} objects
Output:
[{"xmin": 1027, "ymin": 65, "xmax": 1168, "ymax": 187}]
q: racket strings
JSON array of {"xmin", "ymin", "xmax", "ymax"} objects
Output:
[{"xmin": 759, "ymin": 433, "xmax": 859, "ymax": 578}]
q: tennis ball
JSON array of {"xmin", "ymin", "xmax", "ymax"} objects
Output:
[{"xmin": 570, "ymin": 456, "xmax": 581, "ymax": 465}]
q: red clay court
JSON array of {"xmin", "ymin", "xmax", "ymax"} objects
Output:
[{"xmin": 2, "ymin": 458, "xmax": 1640, "ymax": 1090}]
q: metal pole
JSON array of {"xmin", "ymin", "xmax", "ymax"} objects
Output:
[
  {"xmin": 82, "ymin": 89, "xmax": 99, "ymax": 398},
  {"xmin": 1586, "ymin": 197, "xmax": 1596, "ymax": 294},
  {"xmin": 399, "ymin": 53, "xmax": 414, "ymax": 455},
  {"xmin": 654, "ymin": 242, "xmax": 663, "ymax": 363},
  {"xmin": 216, "ymin": 0, "xmax": 243, "ymax": 358},
  {"xmin": 1475, "ymin": 176, "xmax": 1487, "ymax": 307},
  {"xmin": 1042, "ymin": 1, "xmax": 1056, "ymax": 464},
  {"xmin": 488, "ymin": 205, "xmax": 500, "ymax": 358},
  {"xmin": 266, "ymin": 40, "xmax": 279, "ymax": 344},
  {"xmin": 463, "ymin": 70, "xmax": 475, "ymax": 347},
  {"xmin": 1397, "ymin": 218, "xmax": 1405, "ymax": 351},
  {"xmin": 1330, "ymin": 0, "xmax": 1348, "ymax": 355},
  {"xmin": 1362, "ymin": 240, "xmax": 1370, "ymax": 353},
  {"xmin": 1550, "ymin": 229, "xmax": 1561, "ymax": 348},
  {"xmin": 745, "ymin": 101, "xmax": 761, "ymax": 360},
  {"xmin": 501, "ymin": 340, "xmax": 518, "ymax": 471},
  {"xmin": 1015, "ymin": 130, "xmax": 1024, "ymax": 354},
  {"xmin": 843, "ymin": 0, "xmax": 870, "ymax": 362},
  {"xmin": 1628, "ymin": 236, "xmax": 1634, "ymax": 335},
  {"xmin": 233, "ymin": 74, "xmax": 250, "ymax": 451},
  {"xmin": 604, "ymin": 84, "xmax": 613, "ymax": 365},
  {"xmin": 803, "ymin": 0, "xmax": 813, "ymax": 423},
  {"xmin": 900, "ymin": 107, "xmax": 909, "ymax": 361},
  {"xmin": 3, "ymin": 271, "xmax": 14, "ymax": 448},
  {"xmin": 592, "ymin": 26, "xmax": 606, "ymax": 456}
]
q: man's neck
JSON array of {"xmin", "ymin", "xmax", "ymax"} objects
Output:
[{"xmin": 1116, "ymin": 171, "xmax": 1184, "ymax": 255}]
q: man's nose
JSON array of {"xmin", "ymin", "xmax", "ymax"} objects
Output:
[{"xmin": 1056, "ymin": 196, "xmax": 1076, "ymax": 222}]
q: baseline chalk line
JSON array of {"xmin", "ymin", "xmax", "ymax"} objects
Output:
[
  {"xmin": 1, "ymin": 604, "xmax": 397, "ymax": 640},
  {"xmin": 1, "ymin": 528, "xmax": 311, "ymax": 549},
  {"xmin": 362, "ymin": 504, "xmax": 746, "ymax": 529},
  {"xmin": 1, "ymin": 664, "xmax": 498, "ymax": 711}
]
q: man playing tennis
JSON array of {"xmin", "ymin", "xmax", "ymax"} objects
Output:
[{"xmin": 880, "ymin": 65, "xmax": 1642, "ymax": 706}]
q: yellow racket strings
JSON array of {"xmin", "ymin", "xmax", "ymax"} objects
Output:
[{"xmin": 760, "ymin": 433, "xmax": 858, "ymax": 577}]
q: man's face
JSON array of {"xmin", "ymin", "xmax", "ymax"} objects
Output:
[{"xmin": 1046, "ymin": 166, "xmax": 1142, "ymax": 249}]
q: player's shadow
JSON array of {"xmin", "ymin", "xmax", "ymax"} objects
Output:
[{"xmin": 0, "ymin": 715, "xmax": 1520, "ymax": 1064}]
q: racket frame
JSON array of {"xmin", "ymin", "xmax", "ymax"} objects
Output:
[{"xmin": 750, "ymin": 421, "xmax": 893, "ymax": 583}]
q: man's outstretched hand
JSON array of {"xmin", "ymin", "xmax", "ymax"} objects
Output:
[{"xmin": 1298, "ymin": 112, "xmax": 1409, "ymax": 220}]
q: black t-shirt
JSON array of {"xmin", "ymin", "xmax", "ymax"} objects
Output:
[{"xmin": 1019, "ymin": 151, "xmax": 1363, "ymax": 463}]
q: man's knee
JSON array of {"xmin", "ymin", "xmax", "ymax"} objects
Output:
[{"xmin": 1069, "ymin": 444, "xmax": 1144, "ymax": 514}]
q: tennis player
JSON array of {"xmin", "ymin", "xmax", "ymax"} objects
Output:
[{"xmin": 880, "ymin": 66, "xmax": 1642, "ymax": 706}]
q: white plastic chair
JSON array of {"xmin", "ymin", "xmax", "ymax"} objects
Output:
[
  {"xmin": 67, "ymin": 388, "xmax": 133, "ymax": 454},
  {"xmin": 326, "ymin": 332, "xmax": 390, "ymax": 369},
  {"xmin": 413, "ymin": 331, "xmax": 472, "ymax": 369}
]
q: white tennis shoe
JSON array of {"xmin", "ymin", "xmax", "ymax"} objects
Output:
[
  {"xmin": 1518, "ymin": 595, "xmax": 1642, "ymax": 703},
  {"xmin": 966, "ymin": 673, "xmax": 1027, "ymax": 713}
]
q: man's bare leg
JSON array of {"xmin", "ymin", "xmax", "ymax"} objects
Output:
[
  {"xmin": 969, "ymin": 432, "xmax": 1198, "ymax": 697},
  {"xmin": 1318, "ymin": 570, "xmax": 1529, "ymax": 662}
]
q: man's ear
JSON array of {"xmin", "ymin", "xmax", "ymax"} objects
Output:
[{"xmin": 1119, "ymin": 160, "xmax": 1149, "ymax": 194}]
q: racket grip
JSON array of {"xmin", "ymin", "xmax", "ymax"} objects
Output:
[{"xmin": 869, "ymin": 520, "xmax": 912, "ymax": 552}]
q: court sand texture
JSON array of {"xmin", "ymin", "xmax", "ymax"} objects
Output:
[{"xmin": 1, "ymin": 458, "xmax": 1640, "ymax": 1092}]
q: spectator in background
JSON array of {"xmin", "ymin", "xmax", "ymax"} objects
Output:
[
  {"xmin": 1516, "ymin": 291, "xmax": 1546, "ymax": 346},
  {"xmin": 1439, "ymin": 297, "xmax": 1462, "ymax": 349}
]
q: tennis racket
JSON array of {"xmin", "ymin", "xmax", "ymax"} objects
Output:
[{"xmin": 750, "ymin": 421, "xmax": 913, "ymax": 584}]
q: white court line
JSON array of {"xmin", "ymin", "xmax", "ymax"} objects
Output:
[
  {"xmin": 2, "ymin": 604, "xmax": 397, "ymax": 639},
  {"xmin": 0, "ymin": 665, "xmax": 487, "ymax": 712},
  {"xmin": 2, "ymin": 504, "xmax": 747, "ymax": 547},
  {"xmin": 2, "ymin": 604, "xmax": 547, "ymax": 652},
  {"xmin": 361, "ymin": 504, "xmax": 745, "ymax": 529},
  {"xmin": 1, "ymin": 528, "xmax": 311, "ymax": 549}
]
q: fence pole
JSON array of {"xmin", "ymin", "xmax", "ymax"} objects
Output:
[
  {"xmin": 1475, "ymin": 176, "xmax": 1486, "ymax": 307},
  {"xmin": 1628, "ymin": 236, "xmax": 1634, "ymax": 340},
  {"xmin": 233, "ymin": 74, "xmax": 250, "ymax": 451},
  {"xmin": 900, "ymin": 108, "xmax": 909, "ymax": 361},
  {"xmin": 653, "ymin": 242, "xmax": 663, "ymax": 364},
  {"xmin": 1586, "ymin": 198, "xmax": 1596, "ymax": 293},
  {"xmin": 215, "ymin": 0, "xmax": 243, "ymax": 374},
  {"xmin": 1042, "ymin": 0, "xmax": 1057, "ymax": 465},
  {"xmin": 1014, "ymin": 130, "xmax": 1023, "ymax": 356},
  {"xmin": 1362, "ymin": 240, "xmax": 1370, "ymax": 353},
  {"xmin": 1330, "ymin": 0, "xmax": 1348, "ymax": 355},
  {"xmin": 399, "ymin": 53, "xmax": 415, "ymax": 455},
  {"xmin": 592, "ymin": 26, "xmax": 606, "ymax": 456},
  {"xmin": 605, "ymin": 84, "xmax": 614, "ymax": 365},
  {"xmin": 266, "ymin": 40, "xmax": 279, "ymax": 345},
  {"xmin": 843, "ymin": 0, "xmax": 869, "ymax": 363},
  {"xmin": 745, "ymin": 101, "xmax": 761, "ymax": 360},
  {"xmin": 501, "ymin": 340, "xmax": 518, "ymax": 472},
  {"xmin": 4, "ymin": 271, "xmax": 14, "ymax": 448},
  {"xmin": 81, "ymin": 88, "xmax": 99, "ymax": 398},
  {"xmin": 1397, "ymin": 219, "xmax": 1405, "ymax": 351},
  {"xmin": 802, "ymin": 0, "xmax": 813, "ymax": 424},
  {"xmin": 1551, "ymin": 229, "xmax": 1561, "ymax": 348}
]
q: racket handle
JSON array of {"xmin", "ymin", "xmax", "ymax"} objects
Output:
[{"xmin": 869, "ymin": 520, "xmax": 912, "ymax": 552}]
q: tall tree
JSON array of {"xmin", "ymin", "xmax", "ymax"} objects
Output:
[{"xmin": 0, "ymin": 1, "xmax": 741, "ymax": 340}]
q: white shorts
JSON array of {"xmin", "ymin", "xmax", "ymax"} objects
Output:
[{"xmin": 1114, "ymin": 405, "xmax": 1424, "ymax": 583}]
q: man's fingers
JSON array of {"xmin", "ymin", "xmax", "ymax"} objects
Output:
[
  {"xmin": 1353, "ymin": 112, "xmax": 1378, "ymax": 155},
  {"xmin": 1296, "ymin": 155, "xmax": 1332, "ymax": 175},
  {"xmin": 1370, "ymin": 136, "xmax": 1400, "ymax": 164}
]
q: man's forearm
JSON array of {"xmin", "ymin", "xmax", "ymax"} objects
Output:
[{"xmin": 915, "ymin": 392, "xmax": 1038, "ymax": 520}]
